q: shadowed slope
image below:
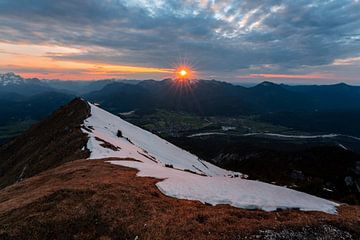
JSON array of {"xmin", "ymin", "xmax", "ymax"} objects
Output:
[{"xmin": 0, "ymin": 98, "xmax": 90, "ymax": 189}]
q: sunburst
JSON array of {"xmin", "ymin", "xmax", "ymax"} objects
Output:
[{"xmin": 172, "ymin": 57, "xmax": 197, "ymax": 81}]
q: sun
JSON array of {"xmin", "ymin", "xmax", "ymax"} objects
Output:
[
  {"xmin": 172, "ymin": 57, "xmax": 197, "ymax": 81},
  {"xmin": 175, "ymin": 66, "xmax": 193, "ymax": 80},
  {"xmin": 179, "ymin": 69, "xmax": 187, "ymax": 77}
]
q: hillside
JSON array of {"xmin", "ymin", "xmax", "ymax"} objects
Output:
[
  {"xmin": 86, "ymin": 79, "xmax": 360, "ymax": 116},
  {"xmin": 0, "ymin": 98, "xmax": 360, "ymax": 239},
  {"xmin": 84, "ymin": 79, "xmax": 360, "ymax": 136},
  {"xmin": 0, "ymin": 98, "xmax": 90, "ymax": 189},
  {"xmin": 2, "ymin": 73, "xmax": 360, "ymax": 139},
  {"xmin": 1, "ymin": 160, "xmax": 359, "ymax": 240}
]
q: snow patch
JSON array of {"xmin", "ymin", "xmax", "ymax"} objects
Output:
[
  {"xmin": 109, "ymin": 160, "xmax": 338, "ymax": 213},
  {"xmin": 83, "ymin": 102, "xmax": 339, "ymax": 214},
  {"xmin": 0, "ymin": 72, "xmax": 24, "ymax": 86},
  {"xmin": 83, "ymin": 103, "xmax": 233, "ymax": 177}
]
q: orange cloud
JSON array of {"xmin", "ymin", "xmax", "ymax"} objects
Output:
[
  {"xmin": 0, "ymin": 42, "xmax": 173, "ymax": 80},
  {"xmin": 333, "ymin": 57, "xmax": 360, "ymax": 66},
  {"xmin": 240, "ymin": 73, "xmax": 332, "ymax": 80}
]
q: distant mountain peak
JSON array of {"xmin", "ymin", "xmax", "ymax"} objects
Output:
[
  {"xmin": 256, "ymin": 81, "xmax": 278, "ymax": 87},
  {"xmin": 252, "ymin": 81, "xmax": 285, "ymax": 91},
  {"xmin": 0, "ymin": 72, "xmax": 24, "ymax": 86},
  {"xmin": 2, "ymin": 72, "xmax": 17, "ymax": 76},
  {"xmin": 333, "ymin": 82, "xmax": 350, "ymax": 88}
]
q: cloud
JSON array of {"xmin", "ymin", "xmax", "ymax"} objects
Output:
[
  {"xmin": 333, "ymin": 56, "xmax": 360, "ymax": 65},
  {"xmin": 241, "ymin": 73, "xmax": 332, "ymax": 80},
  {"xmin": 0, "ymin": 0, "xmax": 359, "ymax": 81}
]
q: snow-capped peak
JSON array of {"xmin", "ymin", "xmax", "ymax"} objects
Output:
[
  {"xmin": 82, "ymin": 102, "xmax": 339, "ymax": 214},
  {"xmin": 0, "ymin": 72, "xmax": 25, "ymax": 86}
]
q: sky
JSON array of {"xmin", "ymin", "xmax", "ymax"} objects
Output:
[{"xmin": 0, "ymin": 0, "xmax": 360, "ymax": 84}]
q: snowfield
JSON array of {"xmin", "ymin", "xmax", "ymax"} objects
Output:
[
  {"xmin": 83, "ymin": 103, "xmax": 233, "ymax": 177},
  {"xmin": 83, "ymin": 103, "xmax": 339, "ymax": 214}
]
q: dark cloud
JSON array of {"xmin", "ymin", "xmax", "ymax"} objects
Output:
[{"xmin": 0, "ymin": 0, "xmax": 359, "ymax": 77}]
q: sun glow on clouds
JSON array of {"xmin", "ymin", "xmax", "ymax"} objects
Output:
[
  {"xmin": 175, "ymin": 66, "xmax": 194, "ymax": 80},
  {"xmin": 0, "ymin": 42, "xmax": 172, "ymax": 80},
  {"xmin": 0, "ymin": 0, "xmax": 359, "ymax": 83},
  {"xmin": 240, "ymin": 73, "xmax": 333, "ymax": 80},
  {"xmin": 333, "ymin": 56, "xmax": 360, "ymax": 66}
]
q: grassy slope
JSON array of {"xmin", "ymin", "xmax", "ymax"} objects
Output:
[{"xmin": 1, "ymin": 159, "xmax": 359, "ymax": 240}]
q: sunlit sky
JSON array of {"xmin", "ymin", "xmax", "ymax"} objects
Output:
[{"xmin": 0, "ymin": 0, "xmax": 360, "ymax": 84}]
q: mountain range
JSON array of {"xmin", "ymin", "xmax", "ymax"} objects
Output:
[
  {"xmin": 1, "ymin": 98, "xmax": 359, "ymax": 239},
  {"xmin": 1, "ymin": 72, "xmax": 360, "ymax": 137},
  {"xmin": 85, "ymin": 79, "xmax": 360, "ymax": 115},
  {"xmin": 2, "ymin": 72, "xmax": 360, "ymax": 114}
]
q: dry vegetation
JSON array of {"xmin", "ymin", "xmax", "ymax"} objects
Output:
[{"xmin": 0, "ymin": 159, "xmax": 359, "ymax": 240}]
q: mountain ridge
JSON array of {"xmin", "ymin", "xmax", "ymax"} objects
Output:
[
  {"xmin": 86, "ymin": 78, "xmax": 360, "ymax": 116},
  {"xmin": 0, "ymin": 98, "xmax": 359, "ymax": 239},
  {"xmin": 0, "ymin": 98, "xmax": 339, "ymax": 213},
  {"xmin": 0, "ymin": 98, "xmax": 90, "ymax": 188}
]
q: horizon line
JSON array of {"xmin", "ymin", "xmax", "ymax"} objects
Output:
[{"xmin": 1, "ymin": 71, "xmax": 359, "ymax": 87}]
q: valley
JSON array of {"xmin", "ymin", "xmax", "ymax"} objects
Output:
[
  {"xmin": 1, "ymin": 74, "xmax": 360, "ymax": 239},
  {"xmin": 1, "ymin": 74, "xmax": 360, "ymax": 206},
  {"xmin": 1, "ymin": 1, "xmax": 360, "ymax": 238}
]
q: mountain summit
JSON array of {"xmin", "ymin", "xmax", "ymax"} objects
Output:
[
  {"xmin": 0, "ymin": 72, "xmax": 24, "ymax": 86},
  {"xmin": 0, "ymin": 98, "xmax": 359, "ymax": 239},
  {"xmin": 0, "ymin": 72, "xmax": 53, "ymax": 96}
]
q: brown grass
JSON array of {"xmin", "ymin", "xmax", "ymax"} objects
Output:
[{"xmin": 0, "ymin": 159, "xmax": 359, "ymax": 239}]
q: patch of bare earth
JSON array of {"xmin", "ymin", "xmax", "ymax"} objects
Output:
[{"xmin": 0, "ymin": 159, "xmax": 359, "ymax": 240}]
